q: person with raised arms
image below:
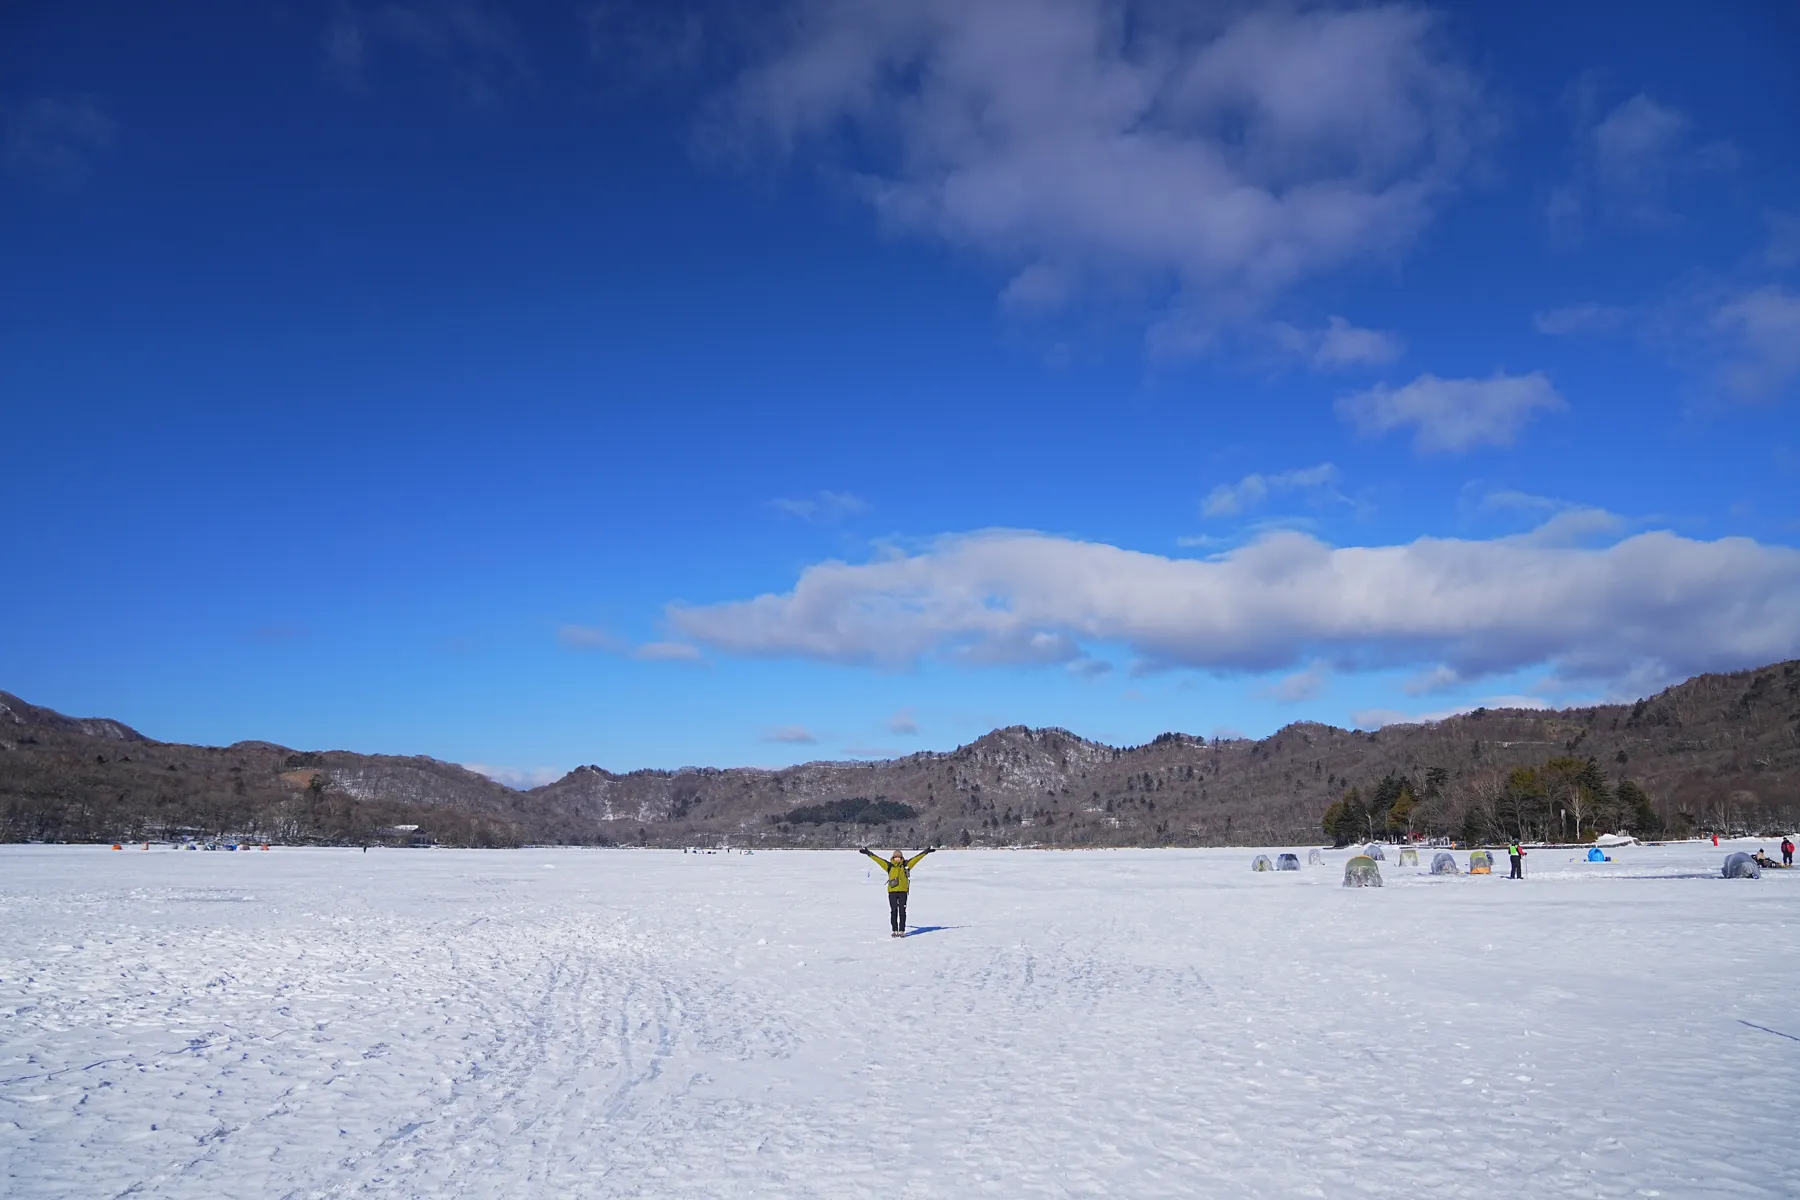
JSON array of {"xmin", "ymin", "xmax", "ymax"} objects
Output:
[{"xmin": 861, "ymin": 846, "xmax": 936, "ymax": 937}]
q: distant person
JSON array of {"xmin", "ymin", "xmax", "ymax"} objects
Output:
[
  {"xmin": 1782, "ymin": 837, "xmax": 1794, "ymax": 867},
  {"xmin": 1712, "ymin": 834, "xmax": 1720, "ymax": 847},
  {"xmin": 1508, "ymin": 840, "xmax": 1525, "ymax": 879},
  {"xmin": 861, "ymin": 846, "xmax": 936, "ymax": 937}
]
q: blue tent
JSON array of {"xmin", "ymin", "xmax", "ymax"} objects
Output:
[{"xmin": 1586, "ymin": 847, "xmax": 1607, "ymax": 862}]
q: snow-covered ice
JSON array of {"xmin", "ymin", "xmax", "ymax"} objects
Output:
[{"xmin": 3, "ymin": 841, "xmax": 1797, "ymax": 1198}]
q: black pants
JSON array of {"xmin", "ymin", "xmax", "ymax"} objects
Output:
[
  {"xmin": 1510, "ymin": 855, "xmax": 1522, "ymax": 879},
  {"xmin": 888, "ymin": 890, "xmax": 908, "ymax": 932},
  {"xmin": 1784, "ymin": 850, "xmax": 1793, "ymax": 866}
]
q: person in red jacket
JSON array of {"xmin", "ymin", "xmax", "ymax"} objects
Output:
[{"xmin": 1782, "ymin": 836, "xmax": 1795, "ymax": 867}]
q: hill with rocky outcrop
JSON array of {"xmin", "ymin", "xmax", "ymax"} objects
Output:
[{"xmin": 3, "ymin": 660, "xmax": 1796, "ymax": 847}]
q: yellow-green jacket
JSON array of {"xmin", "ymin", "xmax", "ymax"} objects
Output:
[{"xmin": 861, "ymin": 847, "xmax": 933, "ymax": 892}]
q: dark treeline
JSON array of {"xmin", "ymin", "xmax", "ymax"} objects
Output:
[
  {"xmin": 1322, "ymin": 753, "xmax": 1793, "ymax": 846},
  {"xmin": 0, "ymin": 738, "xmax": 602, "ymax": 849},
  {"xmin": 772, "ymin": 797, "xmax": 921, "ymax": 827},
  {"xmin": 0, "ymin": 775, "xmax": 533, "ymax": 848}
]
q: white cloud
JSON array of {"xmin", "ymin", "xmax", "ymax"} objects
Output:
[
  {"xmin": 1000, "ymin": 264, "xmax": 1074, "ymax": 313},
  {"xmin": 1202, "ymin": 463, "xmax": 1341, "ymax": 517},
  {"xmin": 1713, "ymin": 286, "xmax": 1800, "ymax": 399},
  {"xmin": 321, "ymin": 2, "xmax": 532, "ymax": 106},
  {"xmin": 1766, "ymin": 211, "xmax": 1800, "ymax": 270},
  {"xmin": 634, "ymin": 640, "xmax": 705, "ymax": 662},
  {"xmin": 558, "ymin": 624, "xmax": 625, "ymax": 651},
  {"xmin": 763, "ymin": 725, "xmax": 818, "ymax": 744},
  {"xmin": 1532, "ymin": 283, "xmax": 1796, "ymax": 401},
  {"xmin": 558, "ymin": 625, "xmax": 705, "ymax": 662},
  {"xmin": 464, "ymin": 762, "xmax": 565, "ymax": 790},
  {"xmin": 581, "ymin": 1, "xmax": 708, "ymax": 92},
  {"xmin": 720, "ymin": 1, "xmax": 1483, "ymax": 343},
  {"xmin": 1518, "ymin": 506, "xmax": 1624, "ymax": 546},
  {"xmin": 1478, "ymin": 489, "xmax": 1562, "ymax": 513},
  {"xmin": 1259, "ymin": 663, "xmax": 1326, "ymax": 703},
  {"xmin": 770, "ymin": 490, "xmax": 868, "ymax": 522},
  {"xmin": 1402, "ymin": 664, "xmax": 1462, "ymax": 695},
  {"xmin": 1592, "ymin": 93, "xmax": 1690, "ymax": 218},
  {"xmin": 1337, "ymin": 371, "xmax": 1564, "ymax": 453},
  {"xmin": 1269, "ymin": 316, "xmax": 1404, "ymax": 369},
  {"xmin": 1547, "ymin": 88, "xmax": 1720, "ymax": 237},
  {"xmin": 1471, "ymin": 490, "xmax": 1624, "ymax": 546},
  {"xmin": 1533, "ymin": 302, "xmax": 1628, "ymax": 335},
  {"xmin": 1315, "ymin": 316, "xmax": 1405, "ymax": 368},
  {"xmin": 3, "ymin": 95, "xmax": 116, "ymax": 186},
  {"xmin": 1354, "ymin": 694, "xmax": 1550, "ymax": 730},
  {"xmin": 887, "ymin": 708, "xmax": 920, "ymax": 736},
  {"xmin": 667, "ymin": 524, "xmax": 1800, "ymax": 696}
]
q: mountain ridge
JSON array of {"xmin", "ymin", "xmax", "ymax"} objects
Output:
[{"xmin": 3, "ymin": 662, "xmax": 1796, "ymax": 846}]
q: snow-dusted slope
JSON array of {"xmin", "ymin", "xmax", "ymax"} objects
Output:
[{"xmin": 3, "ymin": 842, "xmax": 1796, "ymax": 1197}]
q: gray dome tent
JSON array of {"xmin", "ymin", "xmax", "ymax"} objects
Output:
[
  {"xmin": 1343, "ymin": 855, "xmax": 1383, "ymax": 888},
  {"xmin": 1307, "ymin": 848, "xmax": 1323, "ymax": 866},
  {"xmin": 1276, "ymin": 853, "xmax": 1301, "ymax": 871},
  {"xmin": 1430, "ymin": 851, "xmax": 1460, "ymax": 875},
  {"xmin": 1722, "ymin": 852, "xmax": 1761, "ymax": 879},
  {"xmin": 1398, "ymin": 846, "xmax": 1419, "ymax": 866},
  {"xmin": 1251, "ymin": 854, "xmax": 1273, "ymax": 871},
  {"xmin": 1363, "ymin": 844, "xmax": 1387, "ymax": 861}
]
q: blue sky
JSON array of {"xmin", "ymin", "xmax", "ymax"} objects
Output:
[{"xmin": 3, "ymin": 0, "xmax": 1797, "ymax": 785}]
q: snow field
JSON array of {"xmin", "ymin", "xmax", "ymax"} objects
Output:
[{"xmin": 2, "ymin": 841, "xmax": 1797, "ymax": 1198}]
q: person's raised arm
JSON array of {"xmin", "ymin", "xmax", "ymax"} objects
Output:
[{"xmin": 905, "ymin": 847, "xmax": 935, "ymax": 868}]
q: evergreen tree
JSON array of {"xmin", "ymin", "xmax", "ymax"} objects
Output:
[
  {"xmin": 1616, "ymin": 779, "xmax": 1662, "ymax": 837},
  {"xmin": 1385, "ymin": 785, "xmax": 1417, "ymax": 837},
  {"xmin": 1321, "ymin": 787, "xmax": 1367, "ymax": 847}
]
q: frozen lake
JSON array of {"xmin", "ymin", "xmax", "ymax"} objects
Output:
[{"xmin": 3, "ymin": 841, "xmax": 1797, "ymax": 1198}]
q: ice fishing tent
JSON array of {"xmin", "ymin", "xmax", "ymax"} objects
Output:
[
  {"xmin": 1469, "ymin": 850, "xmax": 1495, "ymax": 874},
  {"xmin": 1343, "ymin": 855, "xmax": 1383, "ymax": 888},
  {"xmin": 1399, "ymin": 847, "xmax": 1419, "ymax": 866},
  {"xmin": 1430, "ymin": 851, "xmax": 1459, "ymax": 874},
  {"xmin": 1251, "ymin": 854, "xmax": 1273, "ymax": 871},
  {"xmin": 1307, "ymin": 848, "xmax": 1323, "ymax": 866},
  {"xmin": 1722, "ymin": 852, "xmax": 1761, "ymax": 879},
  {"xmin": 1276, "ymin": 853, "xmax": 1301, "ymax": 871},
  {"xmin": 1363, "ymin": 844, "xmax": 1387, "ymax": 861},
  {"xmin": 1586, "ymin": 847, "xmax": 1607, "ymax": 862}
]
